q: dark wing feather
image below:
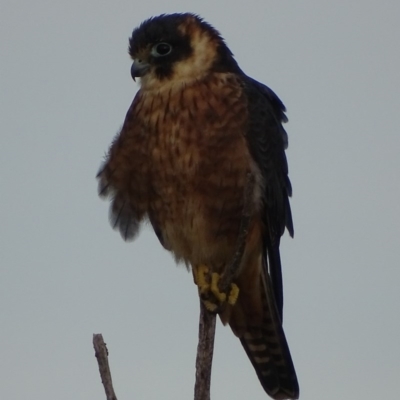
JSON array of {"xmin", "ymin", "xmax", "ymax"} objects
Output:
[{"xmin": 242, "ymin": 75, "xmax": 293, "ymax": 321}]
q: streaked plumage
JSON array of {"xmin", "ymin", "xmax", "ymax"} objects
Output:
[{"xmin": 97, "ymin": 13, "xmax": 298, "ymax": 399}]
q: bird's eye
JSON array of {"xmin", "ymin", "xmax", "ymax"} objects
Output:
[{"xmin": 151, "ymin": 42, "xmax": 172, "ymax": 57}]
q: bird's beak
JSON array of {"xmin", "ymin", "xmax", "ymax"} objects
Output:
[{"xmin": 131, "ymin": 59, "xmax": 150, "ymax": 81}]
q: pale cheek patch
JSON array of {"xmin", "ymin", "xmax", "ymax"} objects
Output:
[{"xmin": 172, "ymin": 29, "xmax": 217, "ymax": 83}]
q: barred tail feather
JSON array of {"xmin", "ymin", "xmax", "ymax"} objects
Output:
[{"xmin": 240, "ymin": 273, "xmax": 299, "ymax": 399}]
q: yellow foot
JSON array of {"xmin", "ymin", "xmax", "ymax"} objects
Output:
[
  {"xmin": 194, "ymin": 265, "xmax": 240, "ymax": 311},
  {"xmin": 211, "ymin": 273, "xmax": 227, "ymax": 302},
  {"xmin": 203, "ymin": 300, "xmax": 218, "ymax": 312},
  {"xmin": 193, "ymin": 264, "xmax": 211, "ymax": 295},
  {"xmin": 228, "ymin": 283, "xmax": 240, "ymax": 305}
]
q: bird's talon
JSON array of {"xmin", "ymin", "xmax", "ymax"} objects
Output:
[
  {"xmin": 228, "ymin": 283, "xmax": 239, "ymax": 305},
  {"xmin": 195, "ymin": 264, "xmax": 211, "ymax": 294},
  {"xmin": 211, "ymin": 272, "xmax": 227, "ymax": 302},
  {"xmin": 195, "ymin": 265, "xmax": 240, "ymax": 311},
  {"xmin": 203, "ymin": 300, "xmax": 218, "ymax": 312}
]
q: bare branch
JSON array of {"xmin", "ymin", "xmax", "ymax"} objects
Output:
[
  {"xmin": 93, "ymin": 334, "xmax": 118, "ymax": 400},
  {"xmin": 194, "ymin": 301, "xmax": 216, "ymax": 400}
]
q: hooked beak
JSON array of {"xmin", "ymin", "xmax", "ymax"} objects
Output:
[{"xmin": 131, "ymin": 59, "xmax": 150, "ymax": 81}]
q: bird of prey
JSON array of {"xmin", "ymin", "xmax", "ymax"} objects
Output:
[{"xmin": 97, "ymin": 13, "xmax": 299, "ymax": 399}]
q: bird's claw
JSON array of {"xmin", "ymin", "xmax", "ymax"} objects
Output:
[{"xmin": 193, "ymin": 264, "xmax": 239, "ymax": 312}]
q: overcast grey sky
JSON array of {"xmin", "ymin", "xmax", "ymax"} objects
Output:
[{"xmin": 1, "ymin": 1, "xmax": 400, "ymax": 399}]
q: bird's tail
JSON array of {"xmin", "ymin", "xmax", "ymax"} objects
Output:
[{"xmin": 239, "ymin": 271, "xmax": 299, "ymax": 399}]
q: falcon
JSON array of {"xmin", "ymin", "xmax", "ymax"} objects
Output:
[{"xmin": 97, "ymin": 13, "xmax": 299, "ymax": 399}]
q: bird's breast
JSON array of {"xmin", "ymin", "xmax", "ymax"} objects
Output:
[{"xmin": 136, "ymin": 75, "xmax": 255, "ymax": 265}]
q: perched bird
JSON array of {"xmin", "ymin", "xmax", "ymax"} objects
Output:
[{"xmin": 97, "ymin": 13, "xmax": 299, "ymax": 399}]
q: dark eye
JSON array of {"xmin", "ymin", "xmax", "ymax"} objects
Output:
[{"xmin": 151, "ymin": 42, "xmax": 172, "ymax": 57}]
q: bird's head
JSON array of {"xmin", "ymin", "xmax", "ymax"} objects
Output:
[{"xmin": 128, "ymin": 13, "xmax": 240, "ymax": 90}]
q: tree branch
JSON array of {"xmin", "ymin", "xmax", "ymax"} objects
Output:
[
  {"xmin": 93, "ymin": 334, "xmax": 118, "ymax": 400},
  {"xmin": 194, "ymin": 302, "xmax": 216, "ymax": 400}
]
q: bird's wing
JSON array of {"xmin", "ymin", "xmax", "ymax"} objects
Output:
[
  {"xmin": 241, "ymin": 75, "xmax": 293, "ymax": 321},
  {"xmin": 229, "ymin": 75, "xmax": 299, "ymax": 399},
  {"xmin": 96, "ymin": 92, "xmax": 149, "ymax": 242}
]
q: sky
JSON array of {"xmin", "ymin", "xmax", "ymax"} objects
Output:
[{"xmin": 1, "ymin": 1, "xmax": 400, "ymax": 399}]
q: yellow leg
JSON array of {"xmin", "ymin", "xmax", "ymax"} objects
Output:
[
  {"xmin": 228, "ymin": 283, "xmax": 240, "ymax": 305},
  {"xmin": 211, "ymin": 273, "xmax": 227, "ymax": 303},
  {"xmin": 203, "ymin": 300, "xmax": 218, "ymax": 312},
  {"xmin": 195, "ymin": 264, "xmax": 210, "ymax": 294},
  {"xmin": 194, "ymin": 265, "xmax": 240, "ymax": 310},
  {"xmin": 211, "ymin": 273, "xmax": 240, "ymax": 306}
]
